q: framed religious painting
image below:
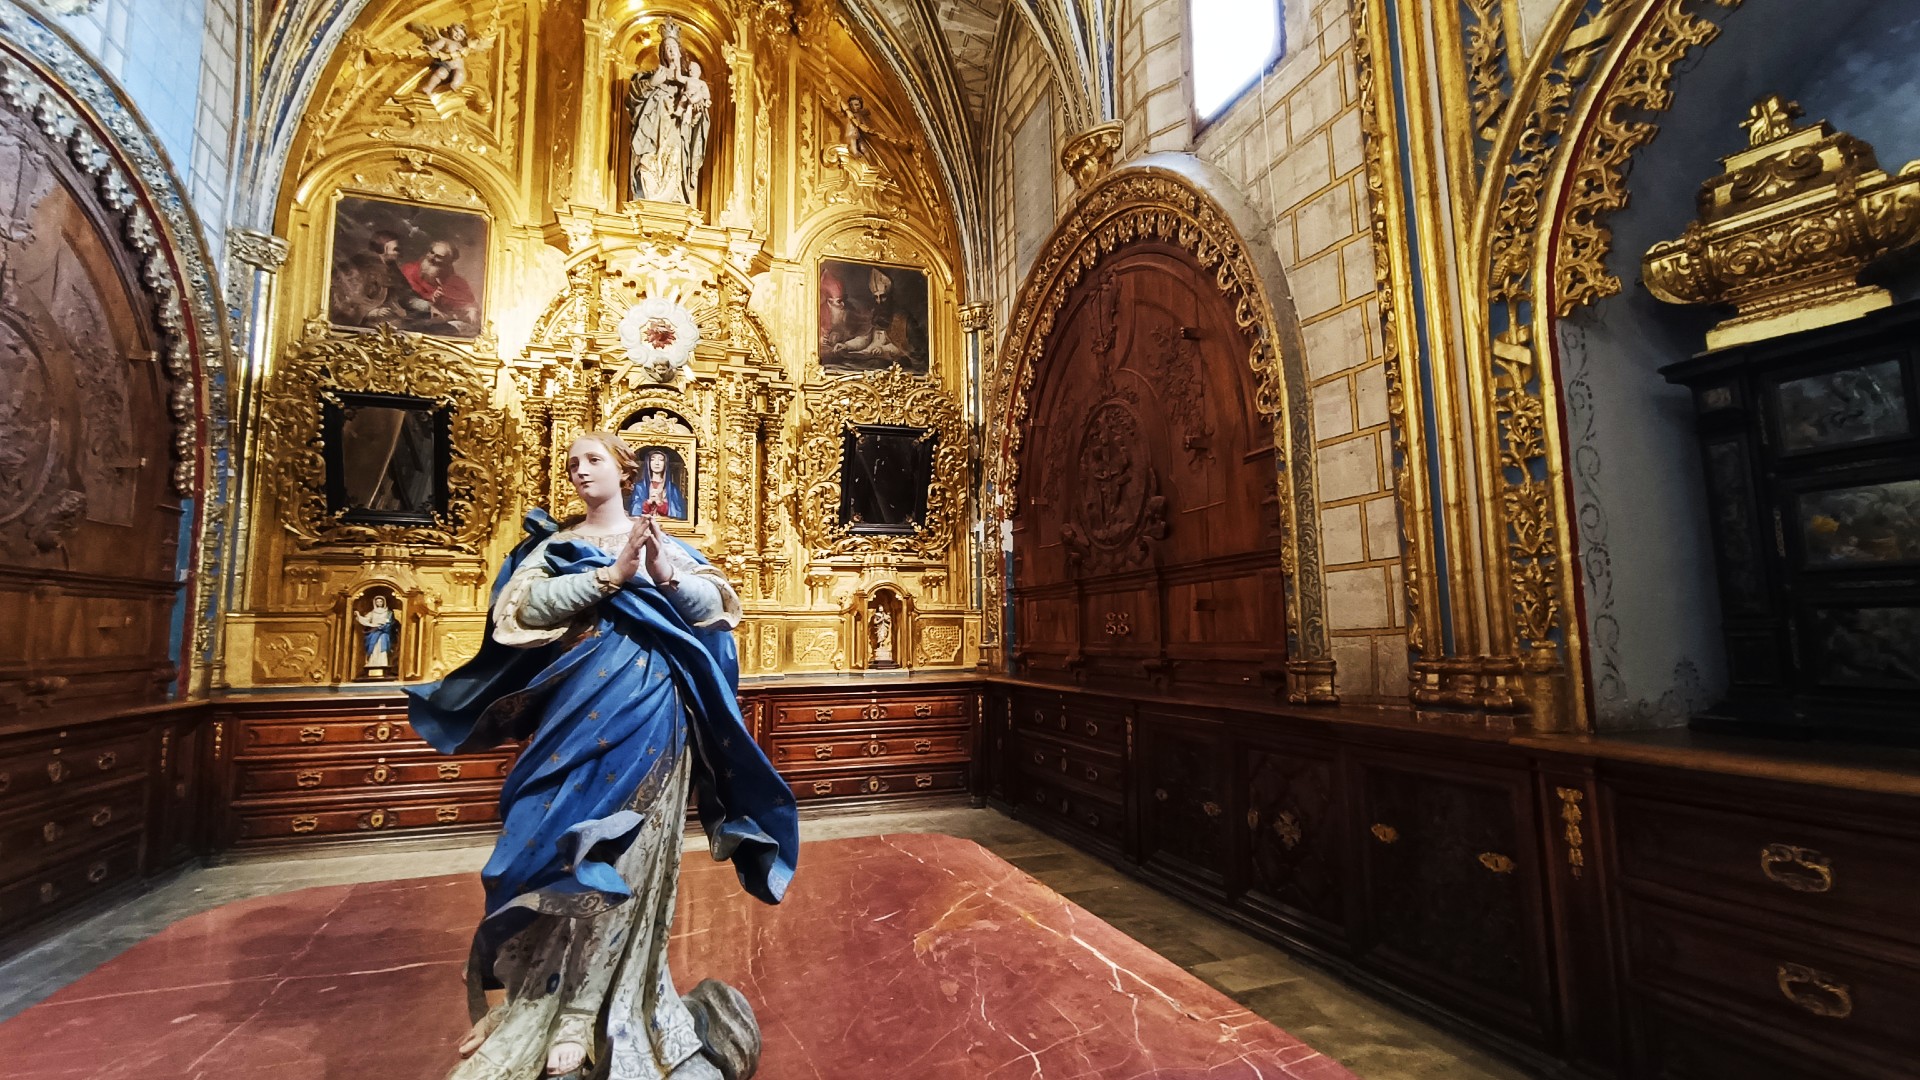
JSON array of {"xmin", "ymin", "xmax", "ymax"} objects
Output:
[
  {"xmin": 327, "ymin": 194, "xmax": 489, "ymax": 339},
  {"xmin": 839, "ymin": 423, "xmax": 936, "ymax": 534},
  {"xmin": 817, "ymin": 258, "xmax": 930, "ymax": 376},
  {"xmin": 321, "ymin": 390, "xmax": 452, "ymax": 526},
  {"xmin": 618, "ymin": 408, "xmax": 699, "ymax": 528}
]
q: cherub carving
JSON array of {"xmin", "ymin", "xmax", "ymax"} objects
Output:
[{"xmin": 407, "ymin": 21, "xmax": 493, "ymax": 97}]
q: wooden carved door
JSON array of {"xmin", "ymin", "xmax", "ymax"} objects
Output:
[{"xmin": 1012, "ymin": 243, "xmax": 1287, "ymax": 695}]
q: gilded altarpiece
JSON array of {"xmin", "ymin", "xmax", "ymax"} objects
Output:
[{"xmin": 225, "ymin": 0, "xmax": 980, "ymax": 688}]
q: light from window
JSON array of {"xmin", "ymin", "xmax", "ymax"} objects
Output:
[{"xmin": 1190, "ymin": 0, "xmax": 1281, "ymax": 121}]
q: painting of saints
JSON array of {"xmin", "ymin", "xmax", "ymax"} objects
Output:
[
  {"xmin": 329, "ymin": 195, "xmax": 489, "ymax": 339},
  {"xmin": 356, "ymin": 593, "xmax": 399, "ymax": 677},
  {"xmin": 629, "ymin": 446, "xmax": 689, "ymax": 520},
  {"xmin": 816, "ymin": 258, "xmax": 930, "ymax": 376}
]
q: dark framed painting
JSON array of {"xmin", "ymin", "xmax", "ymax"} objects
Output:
[
  {"xmin": 328, "ymin": 194, "xmax": 489, "ymax": 339},
  {"xmin": 322, "ymin": 390, "xmax": 451, "ymax": 526},
  {"xmin": 817, "ymin": 258, "xmax": 930, "ymax": 375},
  {"xmin": 840, "ymin": 424, "xmax": 936, "ymax": 534}
]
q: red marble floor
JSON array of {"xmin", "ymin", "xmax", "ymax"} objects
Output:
[{"xmin": 0, "ymin": 834, "xmax": 1356, "ymax": 1079}]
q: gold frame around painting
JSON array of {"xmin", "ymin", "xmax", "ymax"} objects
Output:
[{"xmin": 791, "ymin": 366, "xmax": 965, "ymax": 561}]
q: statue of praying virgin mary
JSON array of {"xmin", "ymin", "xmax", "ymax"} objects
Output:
[{"xmin": 408, "ymin": 431, "xmax": 796, "ymax": 1080}]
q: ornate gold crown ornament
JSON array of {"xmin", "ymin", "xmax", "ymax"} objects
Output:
[{"xmin": 1643, "ymin": 95, "xmax": 1920, "ymax": 349}]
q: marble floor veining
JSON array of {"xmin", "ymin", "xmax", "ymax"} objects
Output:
[{"xmin": 0, "ymin": 804, "xmax": 1538, "ymax": 1079}]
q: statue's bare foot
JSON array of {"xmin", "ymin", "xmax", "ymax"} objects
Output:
[
  {"xmin": 546, "ymin": 1041, "xmax": 587, "ymax": 1076},
  {"xmin": 457, "ymin": 1008, "xmax": 502, "ymax": 1058}
]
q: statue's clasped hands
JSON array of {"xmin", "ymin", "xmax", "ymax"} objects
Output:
[{"xmin": 612, "ymin": 514, "xmax": 678, "ymax": 590}]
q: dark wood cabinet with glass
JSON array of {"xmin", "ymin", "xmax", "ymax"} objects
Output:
[{"xmin": 1663, "ymin": 300, "xmax": 1920, "ymax": 741}]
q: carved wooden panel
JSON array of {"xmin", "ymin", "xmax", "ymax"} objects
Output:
[
  {"xmin": 1356, "ymin": 754, "xmax": 1551, "ymax": 1039},
  {"xmin": 1012, "ymin": 246, "xmax": 1286, "ymax": 692},
  {"xmin": 1138, "ymin": 714, "xmax": 1228, "ymax": 892},
  {"xmin": 0, "ymin": 100, "xmax": 181, "ymax": 720},
  {"xmin": 1242, "ymin": 742, "xmax": 1345, "ymax": 935}
]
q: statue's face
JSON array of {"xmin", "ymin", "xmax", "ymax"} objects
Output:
[
  {"xmin": 372, "ymin": 596, "xmax": 387, "ymax": 610},
  {"xmin": 567, "ymin": 438, "xmax": 625, "ymax": 503}
]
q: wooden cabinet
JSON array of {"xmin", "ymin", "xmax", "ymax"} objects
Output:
[
  {"xmin": 1352, "ymin": 750, "xmax": 1554, "ymax": 1044},
  {"xmin": 743, "ymin": 685, "xmax": 980, "ymax": 808},
  {"xmin": 1237, "ymin": 738, "xmax": 1346, "ymax": 943},
  {"xmin": 1606, "ymin": 768, "xmax": 1920, "ymax": 1079},
  {"xmin": 1138, "ymin": 711, "xmax": 1229, "ymax": 894},
  {"xmin": 1005, "ymin": 688, "xmax": 1129, "ymax": 857}
]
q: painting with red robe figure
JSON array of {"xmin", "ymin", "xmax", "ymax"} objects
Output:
[
  {"xmin": 328, "ymin": 194, "xmax": 489, "ymax": 339},
  {"xmin": 817, "ymin": 257, "xmax": 930, "ymax": 375}
]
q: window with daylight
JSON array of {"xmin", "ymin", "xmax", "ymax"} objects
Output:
[{"xmin": 1189, "ymin": 0, "xmax": 1284, "ymax": 122}]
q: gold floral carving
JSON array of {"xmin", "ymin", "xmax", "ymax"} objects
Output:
[
  {"xmin": 1461, "ymin": 0, "xmax": 1509, "ymax": 163},
  {"xmin": 914, "ymin": 624, "xmax": 963, "ymax": 666},
  {"xmin": 256, "ymin": 632, "xmax": 325, "ymax": 683},
  {"xmin": 1059, "ymin": 122, "xmax": 1122, "ymax": 191},
  {"xmin": 1555, "ymin": 0, "xmax": 1738, "ymax": 315},
  {"xmin": 262, "ymin": 326, "xmax": 509, "ymax": 552},
  {"xmin": 990, "ymin": 167, "xmax": 1327, "ymax": 666},
  {"xmin": 791, "ymin": 366, "xmax": 966, "ymax": 560},
  {"xmin": 1642, "ymin": 95, "xmax": 1920, "ymax": 347}
]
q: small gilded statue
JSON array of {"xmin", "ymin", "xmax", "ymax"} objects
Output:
[
  {"xmin": 356, "ymin": 593, "xmax": 399, "ymax": 678},
  {"xmin": 406, "ymin": 21, "xmax": 493, "ymax": 97},
  {"xmin": 870, "ymin": 604, "xmax": 896, "ymax": 667}
]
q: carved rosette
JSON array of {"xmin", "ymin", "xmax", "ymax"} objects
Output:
[
  {"xmin": 791, "ymin": 366, "xmax": 965, "ymax": 560},
  {"xmin": 263, "ymin": 326, "xmax": 509, "ymax": 552},
  {"xmin": 990, "ymin": 167, "xmax": 1327, "ymax": 664},
  {"xmin": 1643, "ymin": 97, "xmax": 1920, "ymax": 348}
]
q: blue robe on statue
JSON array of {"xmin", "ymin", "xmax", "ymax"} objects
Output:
[{"xmin": 405, "ymin": 511, "xmax": 797, "ymax": 992}]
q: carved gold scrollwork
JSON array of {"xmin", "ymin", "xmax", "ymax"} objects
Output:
[
  {"xmin": 1478, "ymin": 852, "xmax": 1516, "ymax": 874},
  {"xmin": 790, "ymin": 367, "xmax": 966, "ymax": 559},
  {"xmin": 262, "ymin": 326, "xmax": 509, "ymax": 552},
  {"xmin": 1776, "ymin": 963, "xmax": 1853, "ymax": 1019},
  {"xmin": 1760, "ymin": 843, "xmax": 1834, "ymax": 894},
  {"xmin": 1556, "ymin": 786, "xmax": 1587, "ymax": 878}
]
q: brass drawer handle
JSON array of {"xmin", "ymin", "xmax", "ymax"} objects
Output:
[
  {"xmin": 95, "ymin": 752, "xmax": 117, "ymax": 770},
  {"xmin": 812, "ymin": 780, "xmax": 835, "ymax": 795},
  {"xmin": 366, "ymin": 764, "xmax": 394, "ymax": 785},
  {"xmin": 1202, "ymin": 801, "xmax": 1223, "ymax": 818},
  {"xmin": 915, "ymin": 774, "xmax": 934, "ymax": 789},
  {"xmin": 1084, "ymin": 720, "xmax": 1099, "ymax": 737},
  {"xmin": 42, "ymin": 821, "xmax": 63, "ymax": 843},
  {"xmin": 1371, "ymin": 823, "xmax": 1399, "ymax": 844},
  {"xmin": 91, "ymin": 807, "xmax": 112, "ymax": 828},
  {"xmin": 861, "ymin": 703, "xmax": 889, "ymax": 721},
  {"xmin": 299, "ymin": 726, "xmax": 326, "ymax": 744},
  {"xmin": 360, "ymin": 809, "xmax": 392, "ymax": 829},
  {"xmin": 913, "ymin": 740, "xmax": 932, "ymax": 754},
  {"xmin": 86, "ymin": 861, "xmax": 109, "ymax": 884},
  {"xmin": 863, "ymin": 776, "xmax": 889, "ymax": 793},
  {"xmin": 47, "ymin": 760, "xmax": 67, "ymax": 783},
  {"xmin": 815, "ymin": 746, "xmax": 834, "ymax": 761},
  {"xmin": 438, "ymin": 763, "xmax": 463, "ymax": 780},
  {"xmin": 291, "ymin": 815, "xmax": 319, "ymax": 833},
  {"xmin": 435, "ymin": 807, "xmax": 460, "ymax": 823},
  {"xmin": 865, "ymin": 740, "xmax": 886, "ymax": 757},
  {"xmin": 296, "ymin": 769, "xmax": 323, "ymax": 788},
  {"xmin": 1033, "ymin": 751, "xmax": 1047, "ymax": 766},
  {"xmin": 366, "ymin": 722, "xmax": 397, "ymax": 742},
  {"xmin": 1760, "ymin": 844, "xmax": 1834, "ymax": 894},
  {"xmin": 1479, "ymin": 852, "xmax": 1515, "ymax": 874},
  {"xmin": 1084, "ymin": 766, "xmax": 1100, "ymax": 782},
  {"xmin": 813, "ymin": 707, "xmax": 833, "ymax": 722},
  {"xmin": 914, "ymin": 703, "xmax": 933, "ymax": 718},
  {"xmin": 1085, "ymin": 812, "xmax": 1102, "ymax": 829},
  {"xmin": 1154, "ymin": 788, "xmax": 1169, "ymax": 802},
  {"xmin": 1777, "ymin": 963, "xmax": 1853, "ymax": 1019}
]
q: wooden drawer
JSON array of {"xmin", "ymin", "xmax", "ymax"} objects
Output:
[
  {"xmin": 0, "ymin": 729, "xmax": 150, "ymax": 813},
  {"xmin": 1011, "ymin": 693, "xmax": 1127, "ymax": 750},
  {"xmin": 1012, "ymin": 731, "xmax": 1123, "ymax": 795},
  {"xmin": 239, "ymin": 715, "xmax": 421, "ymax": 754},
  {"xmin": 1613, "ymin": 789, "xmax": 1920, "ymax": 946},
  {"xmin": 786, "ymin": 765, "xmax": 968, "ymax": 802},
  {"xmin": 768, "ymin": 728, "xmax": 969, "ymax": 772},
  {"xmin": 1019, "ymin": 774, "xmax": 1124, "ymax": 848},
  {"xmin": 235, "ymin": 753, "xmax": 515, "ymax": 798},
  {"xmin": 0, "ymin": 838, "xmax": 140, "ymax": 929},
  {"xmin": 768, "ymin": 694, "xmax": 968, "ymax": 731},
  {"xmin": 0, "ymin": 778, "xmax": 147, "ymax": 886},
  {"xmin": 1624, "ymin": 896, "xmax": 1920, "ymax": 1077},
  {"xmin": 232, "ymin": 796, "xmax": 502, "ymax": 844}
]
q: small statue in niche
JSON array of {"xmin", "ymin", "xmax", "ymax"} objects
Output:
[
  {"xmin": 838, "ymin": 94, "xmax": 878, "ymax": 157},
  {"xmin": 406, "ymin": 22, "xmax": 493, "ymax": 97},
  {"xmin": 356, "ymin": 593, "xmax": 400, "ymax": 678},
  {"xmin": 625, "ymin": 19, "xmax": 712, "ymax": 205},
  {"xmin": 870, "ymin": 603, "xmax": 896, "ymax": 668}
]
